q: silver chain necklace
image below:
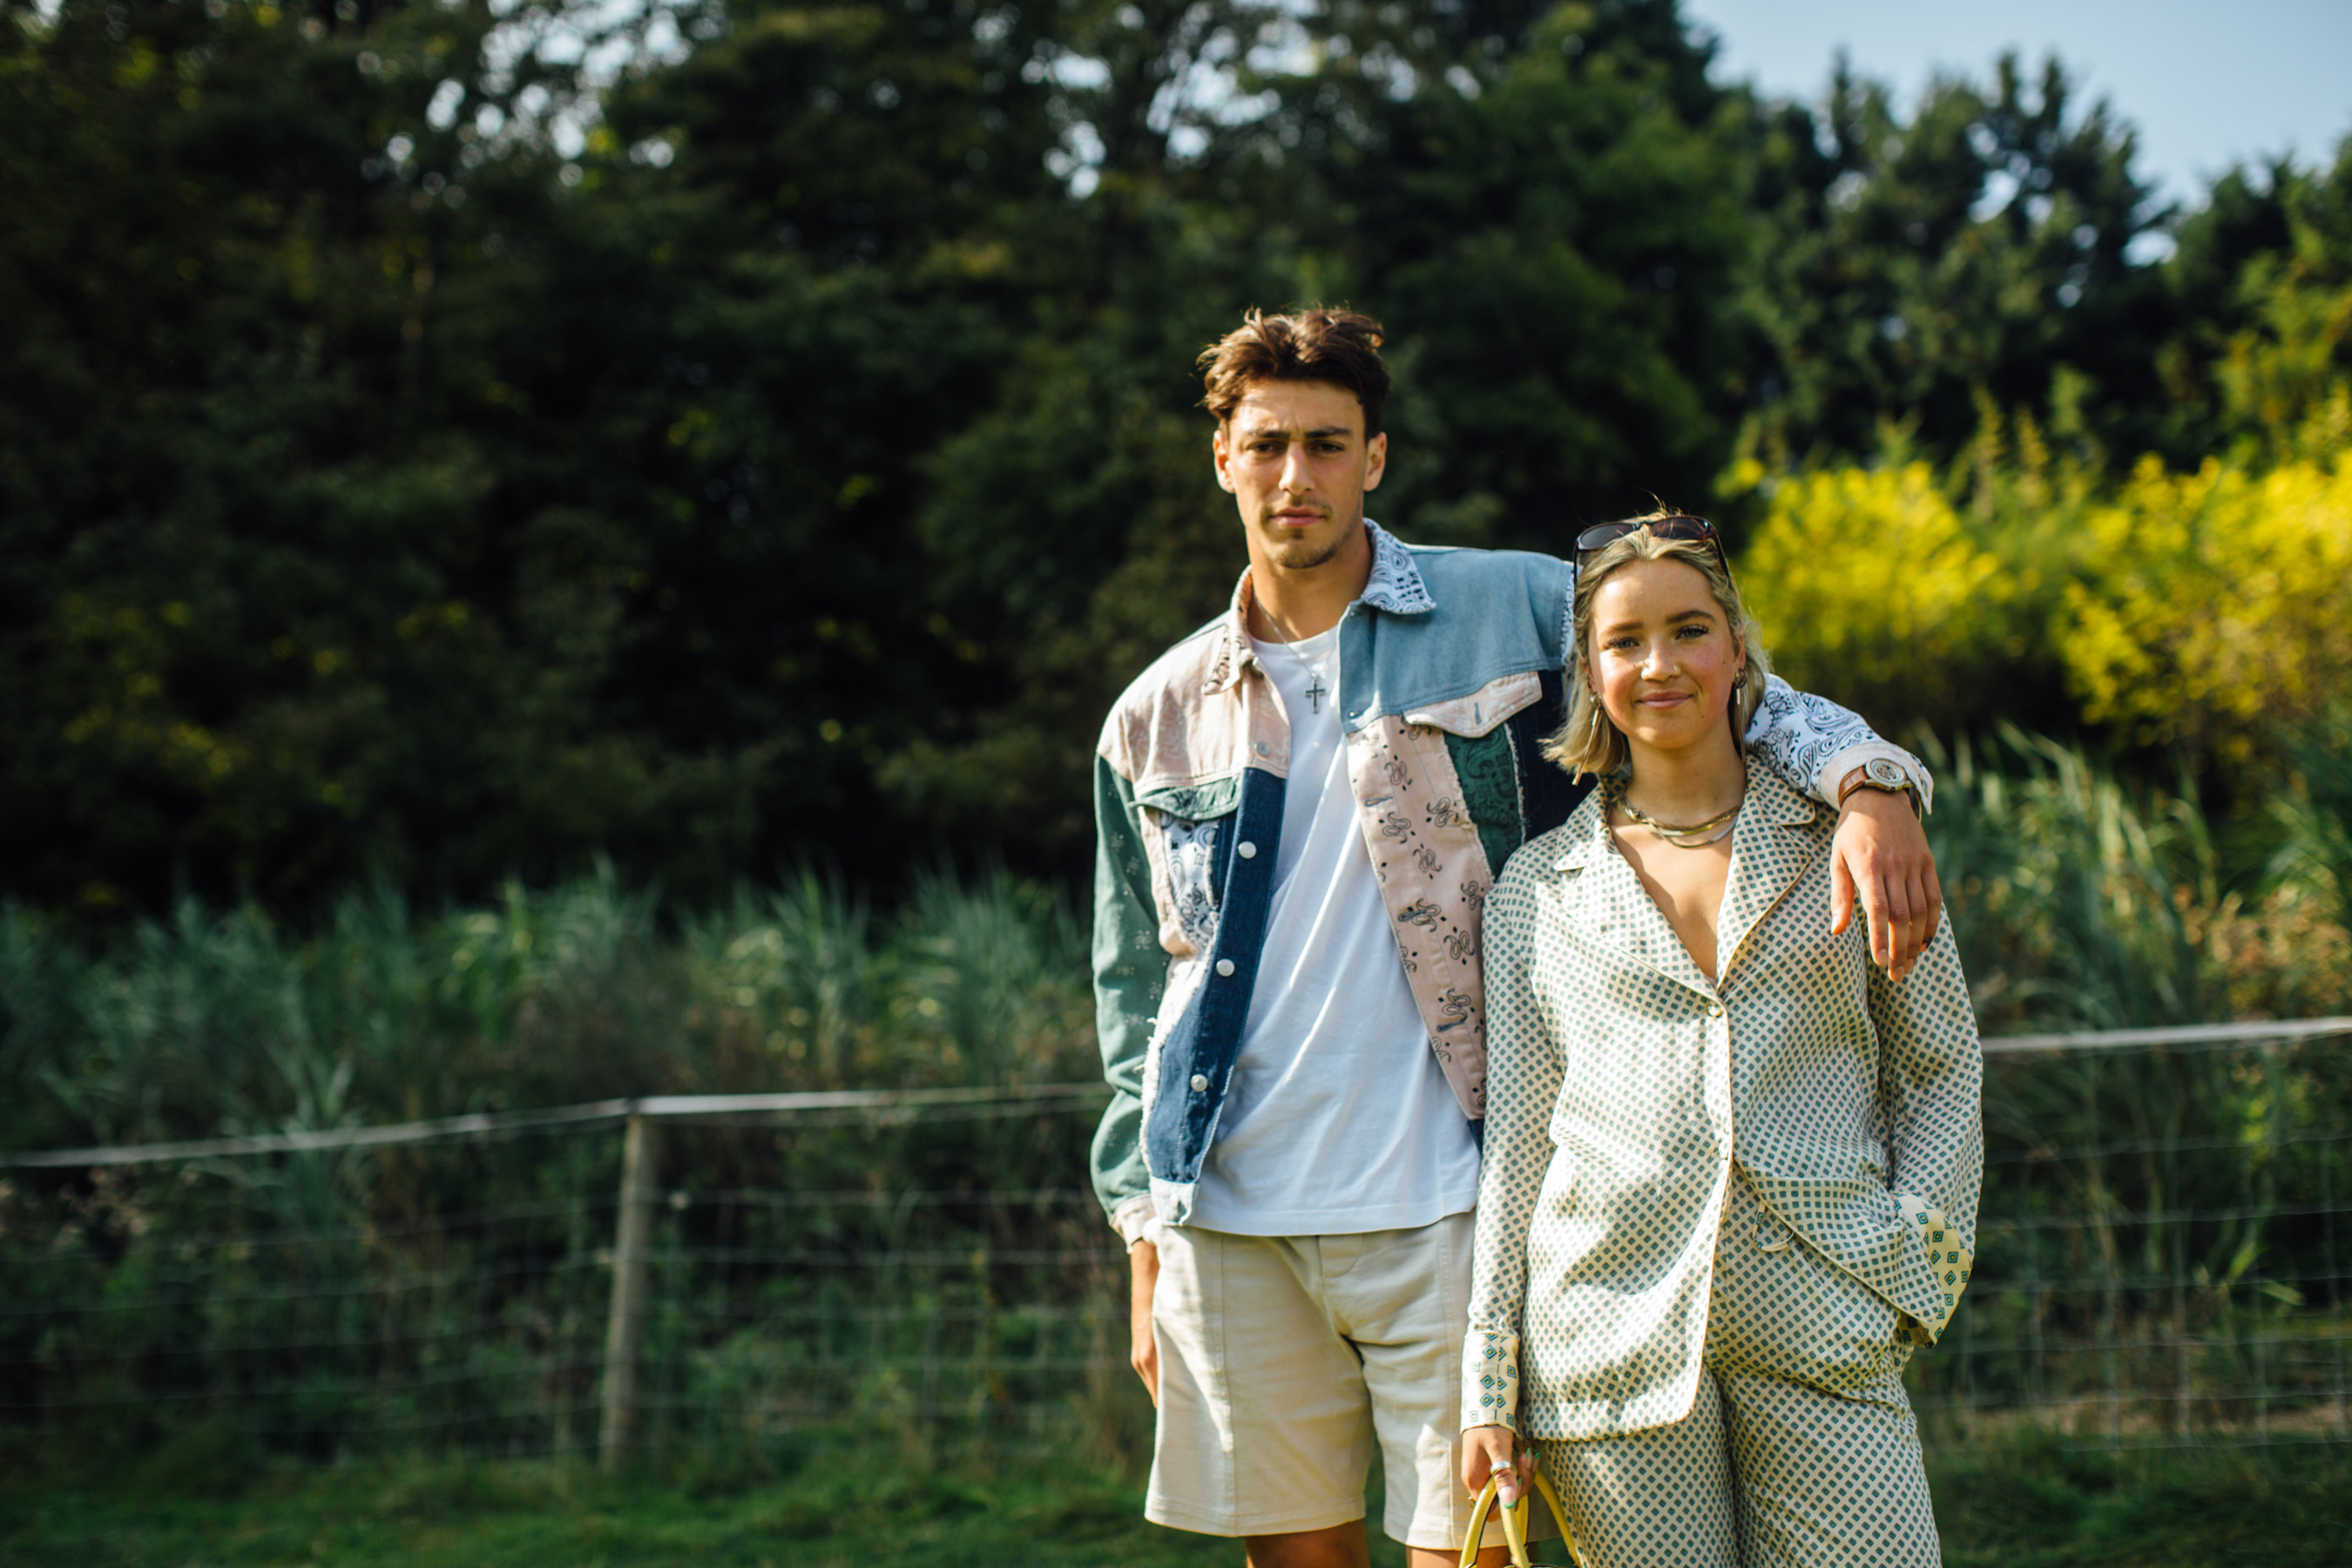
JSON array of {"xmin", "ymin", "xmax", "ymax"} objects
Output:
[{"xmin": 1254, "ymin": 592, "xmax": 1335, "ymax": 715}]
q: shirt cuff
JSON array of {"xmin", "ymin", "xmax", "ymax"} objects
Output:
[
  {"xmin": 1111, "ymin": 1193, "xmax": 1161, "ymax": 1248},
  {"xmin": 1816, "ymin": 740, "xmax": 1935, "ymax": 816},
  {"xmin": 1461, "ymin": 1328, "xmax": 1523, "ymax": 1434},
  {"xmin": 1894, "ymin": 1191, "xmax": 1973, "ymax": 1346}
]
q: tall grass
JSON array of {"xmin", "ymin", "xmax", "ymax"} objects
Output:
[
  {"xmin": 0, "ymin": 863, "xmax": 1111, "ymax": 1460},
  {"xmin": 4, "ymin": 739, "xmax": 2351, "ymax": 1458},
  {"xmin": 0, "ymin": 859, "xmax": 1094, "ymax": 1159},
  {"xmin": 11, "ymin": 729, "xmax": 2337, "ymax": 1162},
  {"xmin": 1908, "ymin": 727, "xmax": 2352, "ymax": 1441}
]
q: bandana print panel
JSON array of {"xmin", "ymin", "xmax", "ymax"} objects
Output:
[{"xmin": 1161, "ymin": 815, "xmax": 1222, "ymax": 956}]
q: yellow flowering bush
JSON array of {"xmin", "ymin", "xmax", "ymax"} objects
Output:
[
  {"xmin": 2058, "ymin": 455, "xmax": 2352, "ymax": 762},
  {"xmin": 1739, "ymin": 463, "xmax": 2021, "ymax": 732}
]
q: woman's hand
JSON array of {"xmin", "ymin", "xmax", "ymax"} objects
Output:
[{"xmin": 1461, "ymin": 1423, "xmax": 1533, "ymax": 1505}]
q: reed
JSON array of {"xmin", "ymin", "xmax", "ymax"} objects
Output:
[{"xmin": 4, "ymin": 737, "xmax": 2350, "ymax": 1458}]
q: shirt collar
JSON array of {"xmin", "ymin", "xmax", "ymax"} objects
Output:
[
  {"xmin": 1359, "ymin": 518, "xmax": 1437, "ymax": 615},
  {"xmin": 1203, "ymin": 520, "xmax": 1433, "ymax": 693}
]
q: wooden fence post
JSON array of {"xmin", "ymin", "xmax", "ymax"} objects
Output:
[{"xmin": 600, "ymin": 1110, "xmax": 659, "ymax": 1466}]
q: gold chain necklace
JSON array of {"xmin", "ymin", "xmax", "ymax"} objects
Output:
[{"xmin": 1609, "ymin": 774, "xmax": 1743, "ymax": 849}]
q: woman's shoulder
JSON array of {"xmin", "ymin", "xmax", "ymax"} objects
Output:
[
  {"xmin": 1743, "ymin": 755, "xmax": 1836, "ymax": 841},
  {"xmin": 1494, "ymin": 789, "xmax": 1609, "ymax": 898}
]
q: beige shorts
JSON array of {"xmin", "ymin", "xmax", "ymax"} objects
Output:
[{"xmin": 1146, "ymin": 1211, "xmax": 1537, "ymax": 1551}]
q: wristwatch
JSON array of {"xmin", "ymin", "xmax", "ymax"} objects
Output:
[{"xmin": 1837, "ymin": 757, "xmax": 1920, "ymax": 814}]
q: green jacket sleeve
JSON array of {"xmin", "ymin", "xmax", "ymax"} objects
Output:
[{"xmin": 1089, "ymin": 754, "xmax": 1165, "ymax": 1233}]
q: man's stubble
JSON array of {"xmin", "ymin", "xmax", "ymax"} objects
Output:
[{"xmin": 1254, "ymin": 515, "xmax": 1355, "ymax": 576}]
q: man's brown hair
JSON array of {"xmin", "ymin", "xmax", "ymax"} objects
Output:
[{"xmin": 1197, "ymin": 308, "xmax": 1392, "ymax": 436}]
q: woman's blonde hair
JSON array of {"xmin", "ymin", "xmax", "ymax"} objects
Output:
[{"xmin": 1541, "ymin": 517, "xmax": 1770, "ymax": 780}]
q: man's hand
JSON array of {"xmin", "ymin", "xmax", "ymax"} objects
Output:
[
  {"xmin": 1129, "ymin": 1236, "xmax": 1160, "ymax": 1406},
  {"xmin": 1830, "ymin": 787, "xmax": 1942, "ymax": 981}
]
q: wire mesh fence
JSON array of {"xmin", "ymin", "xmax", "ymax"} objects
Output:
[
  {"xmin": 1918, "ymin": 1021, "xmax": 2352, "ymax": 1449},
  {"xmin": 4, "ymin": 1024, "xmax": 2350, "ymax": 1462},
  {"xmin": 0, "ymin": 1088, "xmax": 1133, "ymax": 1462}
]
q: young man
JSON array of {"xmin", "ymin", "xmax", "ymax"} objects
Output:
[{"xmin": 1090, "ymin": 309, "xmax": 1940, "ymax": 1568}]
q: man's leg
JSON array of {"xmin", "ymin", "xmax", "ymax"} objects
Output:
[
  {"xmin": 1327, "ymin": 1213, "xmax": 1524, "ymax": 1568},
  {"xmin": 1146, "ymin": 1224, "xmax": 1378, "ymax": 1544},
  {"xmin": 1242, "ymin": 1519, "xmax": 1371, "ymax": 1568}
]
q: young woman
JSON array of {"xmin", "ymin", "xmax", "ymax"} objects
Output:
[{"xmin": 1457, "ymin": 517, "xmax": 1983, "ymax": 1566}]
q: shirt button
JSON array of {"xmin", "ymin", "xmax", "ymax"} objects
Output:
[
  {"xmin": 1215, "ymin": 958, "xmax": 1236, "ymax": 977},
  {"xmin": 1190, "ymin": 1073, "xmax": 1209, "ymax": 1093},
  {"xmin": 1707, "ymin": 1002, "xmax": 1725, "ymax": 1017},
  {"xmin": 1237, "ymin": 841, "xmax": 1258, "ymax": 859},
  {"xmin": 1254, "ymin": 741, "xmax": 1270, "ymax": 756}
]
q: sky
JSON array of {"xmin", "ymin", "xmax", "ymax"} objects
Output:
[{"xmin": 1681, "ymin": 0, "xmax": 2352, "ymax": 211}]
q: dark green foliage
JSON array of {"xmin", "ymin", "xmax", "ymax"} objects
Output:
[
  {"xmin": 2275, "ymin": 706, "xmax": 2352, "ymax": 937},
  {"xmin": 1261, "ymin": 1, "xmax": 1754, "ymax": 541},
  {"xmin": 1732, "ymin": 54, "xmax": 2175, "ymax": 475},
  {"xmin": 2158, "ymin": 147, "xmax": 2352, "ymax": 461},
  {"xmin": 0, "ymin": 0, "xmax": 780, "ymax": 912},
  {"xmin": 2, "ymin": 0, "xmax": 2347, "ymax": 909}
]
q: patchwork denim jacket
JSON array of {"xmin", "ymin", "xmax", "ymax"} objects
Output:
[{"xmin": 1089, "ymin": 522, "xmax": 1930, "ymax": 1241}]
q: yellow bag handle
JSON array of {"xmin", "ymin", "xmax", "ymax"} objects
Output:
[{"xmin": 1459, "ymin": 1460, "xmax": 1582, "ymax": 1568}]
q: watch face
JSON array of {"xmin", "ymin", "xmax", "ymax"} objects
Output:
[{"xmin": 1864, "ymin": 759, "xmax": 1907, "ymax": 789}]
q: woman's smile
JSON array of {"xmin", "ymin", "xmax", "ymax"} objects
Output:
[{"xmin": 1588, "ymin": 557, "xmax": 1746, "ymax": 760}]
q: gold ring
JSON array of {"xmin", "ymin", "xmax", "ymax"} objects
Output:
[{"xmin": 1488, "ymin": 1460, "xmax": 1514, "ymax": 1475}]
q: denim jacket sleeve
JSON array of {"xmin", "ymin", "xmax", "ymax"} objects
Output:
[{"xmin": 1090, "ymin": 754, "xmax": 1164, "ymax": 1243}]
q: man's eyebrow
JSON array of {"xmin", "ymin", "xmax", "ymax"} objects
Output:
[{"xmin": 1236, "ymin": 422, "xmax": 1357, "ymax": 440}]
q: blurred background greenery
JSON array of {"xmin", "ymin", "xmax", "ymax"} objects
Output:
[
  {"xmin": 4, "ymin": 0, "xmax": 2348, "ymax": 919},
  {"xmin": 5, "ymin": 4, "xmax": 2352, "ymax": 1544}
]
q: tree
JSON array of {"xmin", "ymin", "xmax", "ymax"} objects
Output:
[
  {"xmin": 1731, "ymin": 53, "xmax": 2173, "ymax": 474},
  {"xmin": 7, "ymin": 0, "xmax": 2341, "ymax": 914},
  {"xmin": 0, "ymin": 0, "xmax": 777, "ymax": 912}
]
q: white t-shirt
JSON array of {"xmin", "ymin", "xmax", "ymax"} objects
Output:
[{"xmin": 1186, "ymin": 624, "xmax": 1485, "ymax": 1236}]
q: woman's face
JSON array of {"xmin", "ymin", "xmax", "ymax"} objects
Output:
[{"xmin": 1585, "ymin": 557, "xmax": 1744, "ymax": 758}]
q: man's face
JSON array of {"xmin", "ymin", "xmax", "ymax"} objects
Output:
[{"xmin": 1213, "ymin": 380, "xmax": 1388, "ymax": 573}]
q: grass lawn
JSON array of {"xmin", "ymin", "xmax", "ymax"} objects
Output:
[{"xmin": 3, "ymin": 1429, "xmax": 2347, "ymax": 1565}]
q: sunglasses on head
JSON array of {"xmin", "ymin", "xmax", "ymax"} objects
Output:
[{"xmin": 1573, "ymin": 514, "xmax": 1729, "ymax": 577}]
